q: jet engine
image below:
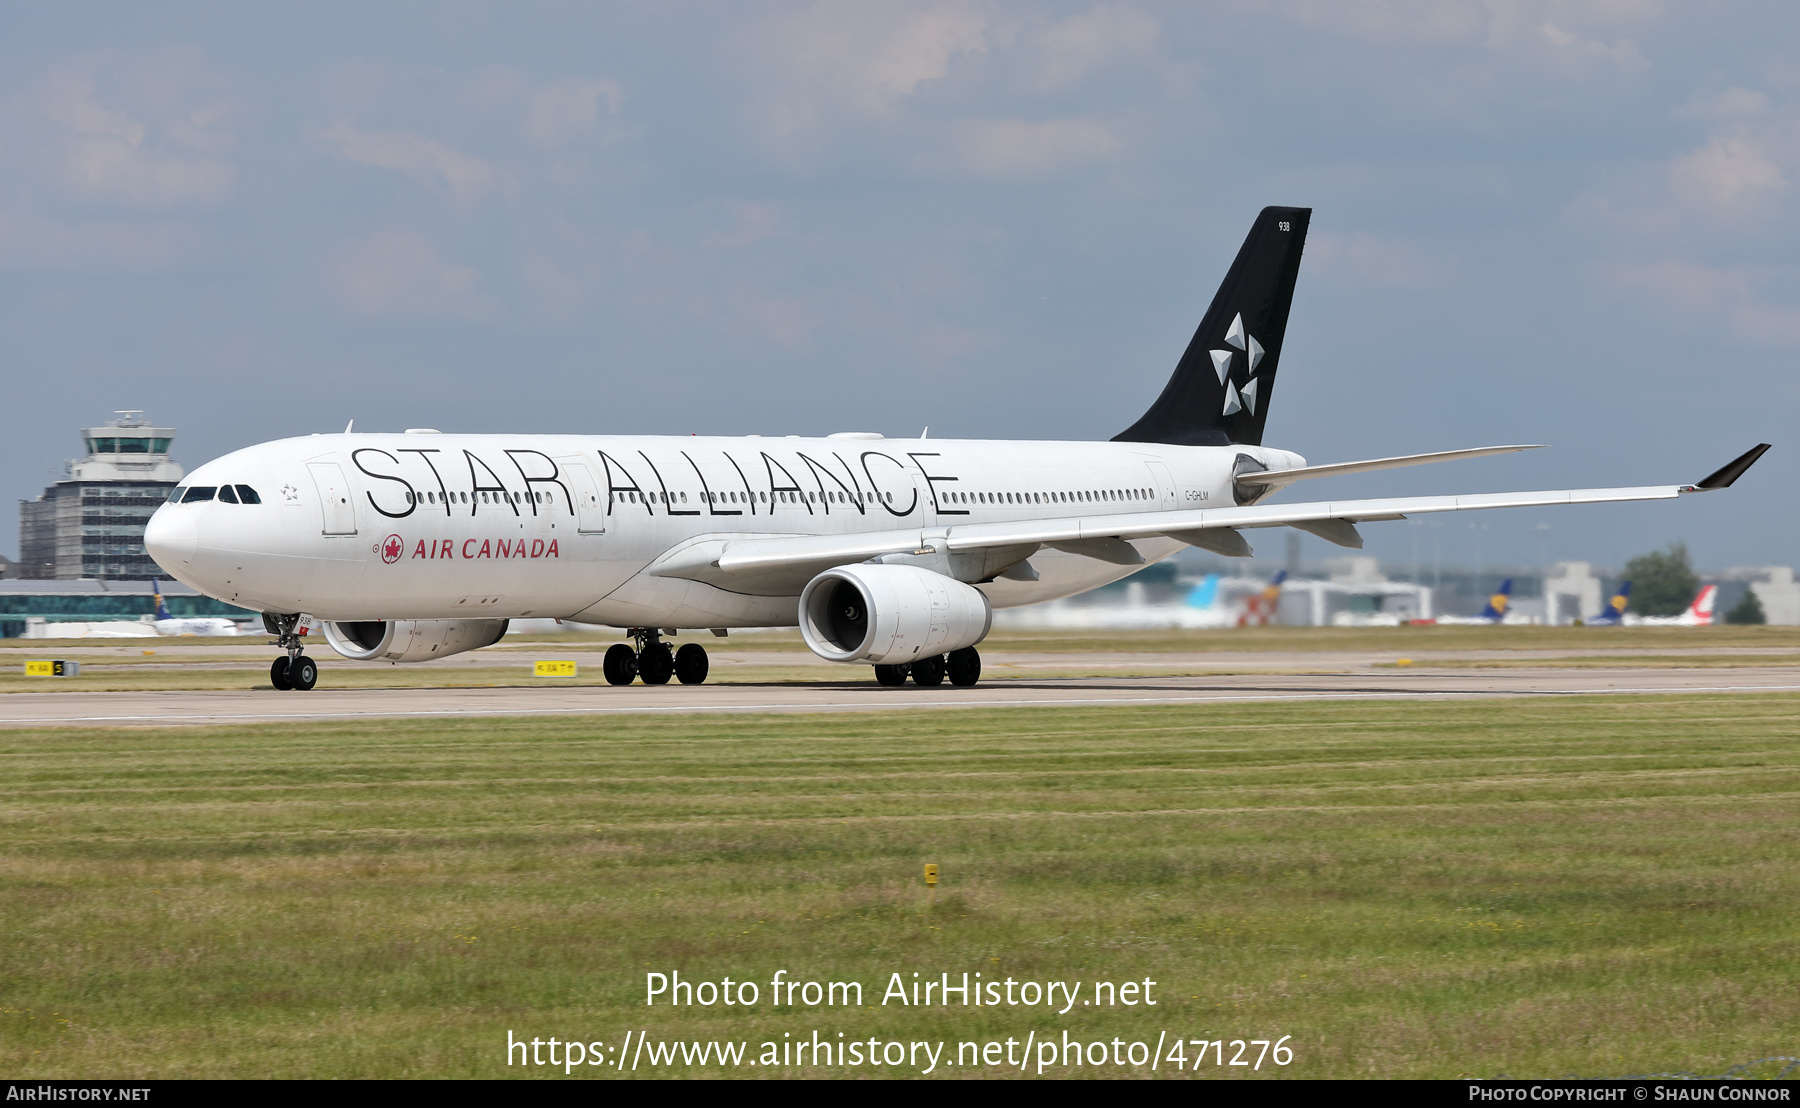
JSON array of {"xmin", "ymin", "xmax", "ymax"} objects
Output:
[
  {"xmin": 321, "ymin": 618, "xmax": 509, "ymax": 663},
  {"xmin": 799, "ymin": 564, "xmax": 991, "ymax": 665}
]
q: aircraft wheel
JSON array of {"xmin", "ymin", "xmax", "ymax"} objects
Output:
[
  {"xmin": 638, "ymin": 642, "xmax": 675, "ymax": 686},
  {"xmin": 947, "ymin": 646, "xmax": 981, "ymax": 687},
  {"xmin": 602, "ymin": 644, "xmax": 638, "ymax": 686},
  {"xmin": 270, "ymin": 656, "xmax": 293, "ymax": 691},
  {"xmin": 289, "ymin": 655, "xmax": 319, "ymax": 691},
  {"xmin": 674, "ymin": 643, "xmax": 709, "ymax": 685},
  {"xmin": 910, "ymin": 654, "xmax": 946, "ymax": 687},
  {"xmin": 873, "ymin": 664, "xmax": 908, "ymax": 687}
]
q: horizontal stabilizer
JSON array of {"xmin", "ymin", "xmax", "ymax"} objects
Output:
[{"xmin": 1236, "ymin": 444, "xmax": 1542, "ymax": 487}]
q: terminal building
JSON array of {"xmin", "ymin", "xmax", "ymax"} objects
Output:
[
  {"xmin": 2, "ymin": 413, "xmax": 256, "ymax": 637},
  {"xmin": 18, "ymin": 413, "xmax": 183, "ymax": 580}
]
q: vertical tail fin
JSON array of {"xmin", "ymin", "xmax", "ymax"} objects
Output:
[
  {"xmin": 1185, "ymin": 573, "xmax": 1221, "ymax": 610},
  {"xmin": 152, "ymin": 579, "xmax": 171, "ymax": 621},
  {"xmin": 1114, "ymin": 206, "xmax": 1311, "ymax": 447},
  {"xmin": 1593, "ymin": 581, "xmax": 1630, "ymax": 623},
  {"xmin": 1687, "ymin": 585, "xmax": 1718, "ymax": 625},
  {"xmin": 1479, "ymin": 579, "xmax": 1513, "ymax": 622}
]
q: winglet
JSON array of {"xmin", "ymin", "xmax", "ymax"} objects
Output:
[{"xmin": 1688, "ymin": 443, "xmax": 1771, "ymax": 491}]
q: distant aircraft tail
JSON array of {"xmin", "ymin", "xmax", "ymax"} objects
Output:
[
  {"xmin": 1185, "ymin": 573, "xmax": 1221, "ymax": 610},
  {"xmin": 1113, "ymin": 206, "xmax": 1311, "ymax": 447},
  {"xmin": 1238, "ymin": 569, "xmax": 1288, "ymax": 627},
  {"xmin": 1591, "ymin": 581, "xmax": 1630, "ymax": 624},
  {"xmin": 1686, "ymin": 584, "xmax": 1718, "ymax": 626},
  {"xmin": 1478, "ymin": 578, "xmax": 1513, "ymax": 622},
  {"xmin": 151, "ymin": 579, "xmax": 172, "ymax": 621}
]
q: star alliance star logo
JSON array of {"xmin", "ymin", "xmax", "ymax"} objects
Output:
[{"xmin": 1210, "ymin": 312, "xmax": 1264, "ymax": 417}]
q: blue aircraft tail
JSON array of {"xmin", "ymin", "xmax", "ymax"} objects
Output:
[
  {"xmin": 152, "ymin": 579, "xmax": 172, "ymax": 621},
  {"xmin": 1478, "ymin": 578, "xmax": 1513, "ymax": 622},
  {"xmin": 1185, "ymin": 573, "xmax": 1221, "ymax": 609},
  {"xmin": 1590, "ymin": 581, "xmax": 1630, "ymax": 624}
]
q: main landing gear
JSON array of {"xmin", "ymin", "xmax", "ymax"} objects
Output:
[
  {"xmin": 604, "ymin": 629, "xmax": 709, "ymax": 686},
  {"xmin": 874, "ymin": 646, "xmax": 981, "ymax": 688},
  {"xmin": 264, "ymin": 613, "xmax": 318, "ymax": 691}
]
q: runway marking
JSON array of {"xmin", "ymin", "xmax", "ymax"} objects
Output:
[{"xmin": 6, "ymin": 682, "xmax": 1800, "ymax": 726}]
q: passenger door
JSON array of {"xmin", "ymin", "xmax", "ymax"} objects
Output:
[
  {"xmin": 306, "ymin": 461, "xmax": 357, "ymax": 535},
  {"xmin": 1144, "ymin": 459, "xmax": 1178, "ymax": 512},
  {"xmin": 557, "ymin": 460, "xmax": 607, "ymax": 534}
]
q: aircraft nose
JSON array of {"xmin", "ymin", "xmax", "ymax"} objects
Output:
[{"xmin": 143, "ymin": 505, "xmax": 197, "ymax": 570}]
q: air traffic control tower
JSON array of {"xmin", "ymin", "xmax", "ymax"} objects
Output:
[{"xmin": 18, "ymin": 413, "xmax": 184, "ymax": 580}]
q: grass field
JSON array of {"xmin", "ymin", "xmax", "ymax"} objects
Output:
[{"xmin": 3, "ymin": 693, "xmax": 1798, "ymax": 1078}]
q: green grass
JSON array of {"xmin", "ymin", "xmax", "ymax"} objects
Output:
[{"xmin": 2, "ymin": 695, "xmax": 1798, "ymax": 1078}]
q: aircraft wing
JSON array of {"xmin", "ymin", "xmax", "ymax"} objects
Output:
[{"xmin": 649, "ymin": 445, "xmax": 1769, "ymax": 596}]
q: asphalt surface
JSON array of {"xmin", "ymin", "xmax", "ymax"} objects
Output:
[{"xmin": 3, "ymin": 664, "xmax": 1798, "ymax": 726}]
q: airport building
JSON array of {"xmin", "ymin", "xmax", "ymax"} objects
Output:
[
  {"xmin": 17, "ymin": 414, "xmax": 183, "ymax": 580},
  {"xmin": 0, "ymin": 579, "xmax": 255, "ymax": 640}
]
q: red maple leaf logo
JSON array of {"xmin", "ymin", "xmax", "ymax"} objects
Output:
[{"xmin": 382, "ymin": 534, "xmax": 404, "ymax": 564}]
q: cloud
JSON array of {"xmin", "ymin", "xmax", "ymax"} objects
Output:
[
  {"xmin": 1607, "ymin": 260, "xmax": 1800, "ymax": 347},
  {"xmin": 1537, "ymin": 22, "xmax": 1649, "ymax": 73},
  {"xmin": 745, "ymin": 0, "xmax": 988, "ymax": 152},
  {"xmin": 951, "ymin": 116, "xmax": 1121, "ymax": 178},
  {"xmin": 332, "ymin": 231, "xmax": 496, "ymax": 321},
  {"xmin": 42, "ymin": 71, "xmax": 236, "ymax": 207},
  {"xmin": 1669, "ymin": 135, "xmax": 1787, "ymax": 211},
  {"xmin": 527, "ymin": 78, "xmax": 625, "ymax": 147},
  {"xmin": 1024, "ymin": 5, "xmax": 1160, "ymax": 91},
  {"xmin": 323, "ymin": 126, "xmax": 499, "ymax": 201}
]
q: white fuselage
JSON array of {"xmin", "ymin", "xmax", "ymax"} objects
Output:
[{"xmin": 145, "ymin": 432, "xmax": 1301, "ymax": 629}]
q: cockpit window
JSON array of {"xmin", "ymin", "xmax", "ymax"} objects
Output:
[
  {"xmin": 235, "ymin": 485, "xmax": 261, "ymax": 504},
  {"xmin": 217, "ymin": 484, "xmax": 240, "ymax": 504},
  {"xmin": 168, "ymin": 486, "xmax": 187, "ymax": 503},
  {"xmin": 183, "ymin": 486, "xmax": 217, "ymax": 503}
]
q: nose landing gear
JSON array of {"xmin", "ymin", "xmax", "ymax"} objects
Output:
[
  {"xmin": 264, "ymin": 613, "xmax": 318, "ymax": 691},
  {"xmin": 871, "ymin": 646, "xmax": 982, "ymax": 688},
  {"xmin": 604, "ymin": 629, "xmax": 709, "ymax": 686}
]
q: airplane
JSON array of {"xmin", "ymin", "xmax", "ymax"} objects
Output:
[
  {"xmin": 140, "ymin": 206, "xmax": 1771, "ymax": 693},
  {"xmin": 1630, "ymin": 584, "xmax": 1718, "ymax": 627},
  {"xmin": 1235, "ymin": 569, "xmax": 1286, "ymax": 627},
  {"xmin": 150, "ymin": 580, "xmax": 241, "ymax": 636},
  {"xmin": 1587, "ymin": 581, "xmax": 1631, "ymax": 625},
  {"xmin": 1435, "ymin": 578, "xmax": 1514, "ymax": 625}
]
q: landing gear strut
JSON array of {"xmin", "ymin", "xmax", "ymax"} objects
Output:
[
  {"xmin": 873, "ymin": 646, "xmax": 981, "ymax": 688},
  {"xmin": 265, "ymin": 613, "xmax": 317, "ymax": 691},
  {"xmin": 605, "ymin": 629, "xmax": 708, "ymax": 686}
]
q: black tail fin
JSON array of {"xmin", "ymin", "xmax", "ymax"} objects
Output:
[{"xmin": 1113, "ymin": 206, "xmax": 1310, "ymax": 447}]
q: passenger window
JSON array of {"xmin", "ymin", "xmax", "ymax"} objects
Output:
[
  {"xmin": 183, "ymin": 486, "xmax": 216, "ymax": 503},
  {"xmin": 217, "ymin": 485, "xmax": 239, "ymax": 504}
]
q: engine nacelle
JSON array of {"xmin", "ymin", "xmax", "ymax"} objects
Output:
[
  {"xmin": 799, "ymin": 564, "xmax": 991, "ymax": 665},
  {"xmin": 321, "ymin": 618, "xmax": 509, "ymax": 663}
]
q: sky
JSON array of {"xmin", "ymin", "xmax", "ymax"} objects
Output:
[{"xmin": 2, "ymin": 0, "xmax": 1796, "ymax": 574}]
